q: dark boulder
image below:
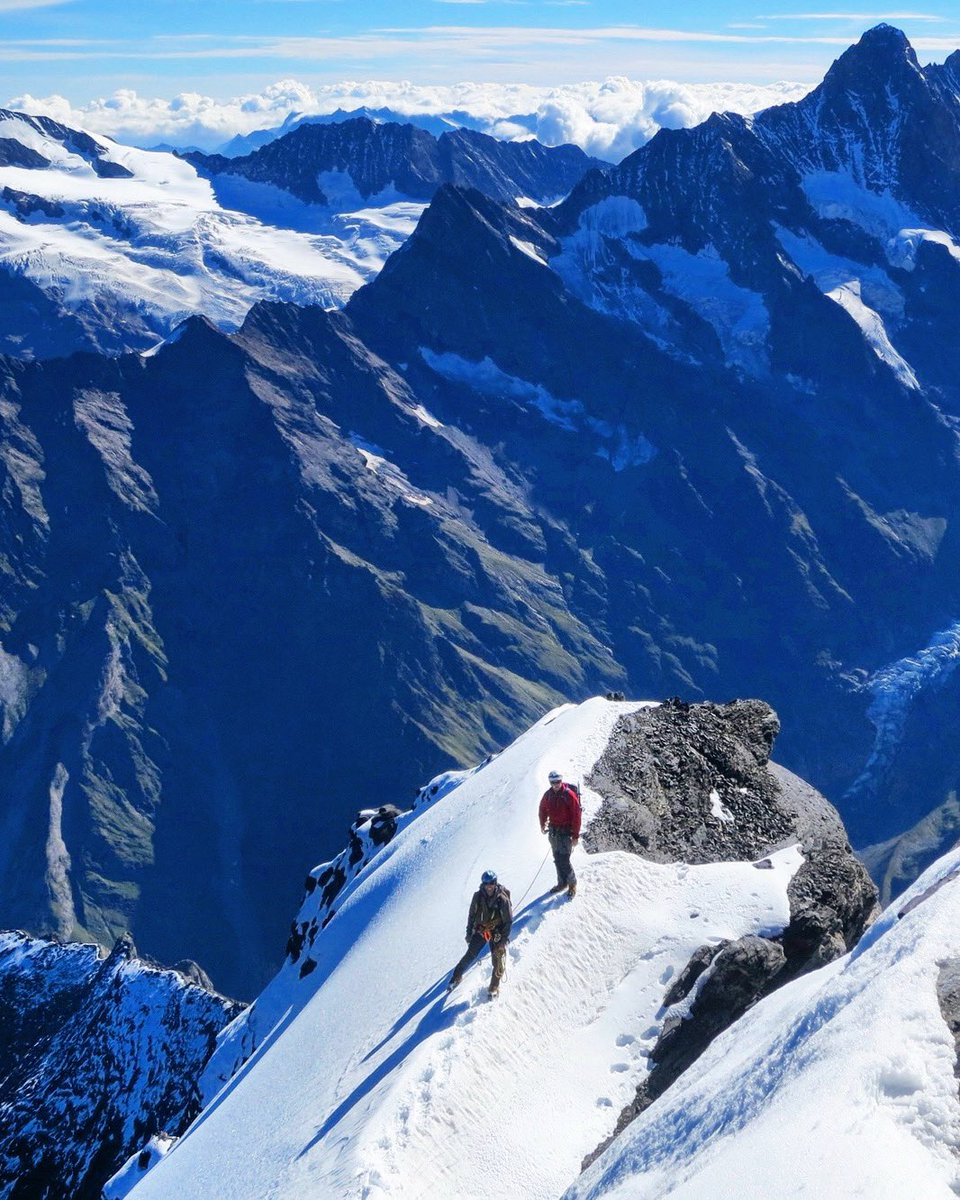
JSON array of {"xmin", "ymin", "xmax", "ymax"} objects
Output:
[{"xmin": 582, "ymin": 699, "xmax": 879, "ymax": 1168}]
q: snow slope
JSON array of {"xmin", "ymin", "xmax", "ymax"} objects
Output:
[
  {"xmin": 567, "ymin": 848, "xmax": 960, "ymax": 1200},
  {"xmin": 124, "ymin": 698, "xmax": 803, "ymax": 1200},
  {"xmin": 0, "ymin": 112, "xmax": 423, "ymax": 354}
]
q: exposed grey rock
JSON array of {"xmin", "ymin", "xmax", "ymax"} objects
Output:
[
  {"xmin": 580, "ymin": 700, "xmax": 878, "ymax": 1169},
  {"xmin": 0, "ymin": 930, "xmax": 242, "ymax": 1200},
  {"xmin": 586, "ymin": 936, "xmax": 787, "ymax": 1167},
  {"xmin": 584, "ymin": 698, "xmax": 786, "ymax": 863},
  {"xmin": 936, "ymin": 957, "xmax": 960, "ymax": 1098}
]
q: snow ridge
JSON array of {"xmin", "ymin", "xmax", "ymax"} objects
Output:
[
  {"xmin": 125, "ymin": 699, "xmax": 803, "ymax": 1200},
  {"xmin": 568, "ymin": 844, "xmax": 960, "ymax": 1200}
]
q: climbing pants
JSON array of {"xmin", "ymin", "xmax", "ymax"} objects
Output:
[
  {"xmin": 549, "ymin": 829, "xmax": 576, "ymax": 888},
  {"xmin": 451, "ymin": 931, "xmax": 506, "ymax": 990}
]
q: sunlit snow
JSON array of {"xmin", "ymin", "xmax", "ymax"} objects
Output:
[
  {"xmin": 421, "ymin": 347, "xmax": 656, "ymax": 469},
  {"xmin": 777, "ymin": 225, "xmax": 918, "ymax": 387},
  {"xmin": 802, "ymin": 169, "xmax": 960, "ymax": 272},
  {"xmin": 567, "ymin": 846, "xmax": 960, "ymax": 1200},
  {"xmin": 123, "ymin": 699, "xmax": 803, "ymax": 1200},
  {"xmin": 553, "ymin": 199, "xmax": 769, "ymax": 372},
  {"xmin": 349, "ymin": 433, "xmax": 435, "ymax": 507},
  {"xmin": 0, "ymin": 125, "xmax": 423, "ymax": 350}
]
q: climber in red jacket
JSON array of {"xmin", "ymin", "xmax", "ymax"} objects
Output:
[{"xmin": 539, "ymin": 770, "xmax": 581, "ymax": 898}]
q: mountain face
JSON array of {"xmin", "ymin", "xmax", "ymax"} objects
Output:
[
  {"xmin": 0, "ymin": 931, "xmax": 242, "ymax": 1200},
  {"xmin": 345, "ymin": 24, "xmax": 960, "ymax": 862},
  {"xmin": 0, "ymin": 108, "xmax": 420, "ymax": 359},
  {"xmin": 0, "ymin": 108, "xmax": 602, "ymax": 361},
  {"xmin": 3, "ymin": 22, "xmax": 960, "ymax": 995},
  {"xmin": 0, "ymin": 308, "xmax": 624, "ymax": 997},
  {"xmin": 218, "ymin": 107, "xmax": 497, "ymax": 158},
  {"xmin": 116, "ymin": 697, "xmax": 875, "ymax": 1200},
  {"xmin": 188, "ymin": 116, "xmax": 607, "ymax": 206}
]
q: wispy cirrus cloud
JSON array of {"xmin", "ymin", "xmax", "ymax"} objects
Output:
[
  {"xmin": 755, "ymin": 10, "xmax": 946, "ymax": 18},
  {"xmin": 0, "ymin": 0, "xmax": 75, "ymax": 9},
  {"xmin": 1, "ymin": 22, "xmax": 955, "ymax": 88}
]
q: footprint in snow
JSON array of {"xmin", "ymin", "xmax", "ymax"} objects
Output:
[
  {"xmin": 610, "ymin": 1062, "xmax": 630, "ymax": 1073},
  {"xmin": 616, "ymin": 1033, "xmax": 636, "ymax": 1047},
  {"xmin": 659, "ymin": 965, "xmax": 674, "ymax": 985}
]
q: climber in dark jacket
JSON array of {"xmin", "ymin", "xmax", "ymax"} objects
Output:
[
  {"xmin": 539, "ymin": 770, "xmax": 582, "ymax": 897},
  {"xmin": 447, "ymin": 870, "xmax": 513, "ymax": 997}
]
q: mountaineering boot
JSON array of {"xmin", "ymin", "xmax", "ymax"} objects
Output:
[
  {"xmin": 567, "ymin": 881, "xmax": 577, "ymax": 898},
  {"xmin": 447, "ymin": 974, "xmax": 461, "ymax": 993},
  {"xmin": 488, "ymin": 984, "xmax": 499, "ymax": 999},
  {"xmin": 549, "ymin": 883, "xmax": 566, "ymax": 894}
]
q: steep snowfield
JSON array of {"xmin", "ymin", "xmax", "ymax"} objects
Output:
[
  {"xmin": 124, "ymin": 698, "xmax": 803, "ymax": 1200},
  {"xmin": 567, "ymin": 850, "xmax": 960, "ymax": 1200},
  {"xmin": 0, "ymin": 116, "xmax": 422, "ymax": 351}
]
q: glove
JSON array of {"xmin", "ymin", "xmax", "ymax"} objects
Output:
[
  {"xmin": 541, "ymin": 825, "xmax": 548, "ymax": 834},
  {"xmin": 492, "ymin": 932, "xmax": 502, "ymax": 944}
]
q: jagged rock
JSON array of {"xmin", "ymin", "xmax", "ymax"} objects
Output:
[
  {"xmin": 584, "ymin": 699, "xmax": 791, "ymax": 864},
  {"xmin": 0, "ymin": 931, "xmax": 242, "ymax": 1200},
  {"xmin": 936, "ymin": 956, "xmax": 960, "ymax": 1094},
  {"xmin": 585, "ymin": 936, "xmax": 787, "ymax": 1168},
  {"xmin": 173, "ymin": 959, "xmax": 216, "ymax": 991},
  {"xmin": 660, "ymin": 942, "xmax": 723, "ymax": 1008},
  {"xmin": 581, "ymin": 699, "xmax": 879, "ymax": 1167}
]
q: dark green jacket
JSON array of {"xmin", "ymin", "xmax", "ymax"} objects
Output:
[{"xmin": 466, "ymin": 884, "xmax": 513, "ymax": 941}]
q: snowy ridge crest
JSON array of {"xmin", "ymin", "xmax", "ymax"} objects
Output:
[
  {"xmin": 199, "ymin": 758, "xmax": 493, "ymax": 1100},
  {"xmin": 123, "ymin": 699, "xmax": 861, "ymax": 1200}
]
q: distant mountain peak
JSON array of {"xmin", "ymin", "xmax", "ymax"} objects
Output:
[{"xmin": 823, "ymin": 21, "xmax": 921, "ymax": 92}]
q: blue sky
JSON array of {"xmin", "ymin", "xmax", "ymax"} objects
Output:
[{"xmin": 4, "ymin": 1, "xmax": 960, "ymax": 101}]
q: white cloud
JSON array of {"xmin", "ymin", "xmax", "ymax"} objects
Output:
[{"xmin": 5, "ymin": 76, "xmax": 813, "ymax": 158}]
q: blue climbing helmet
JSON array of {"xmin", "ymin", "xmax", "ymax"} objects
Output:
[{"xmin": 481, "ymin": 869, "xmax": 497, "ymax": 885}]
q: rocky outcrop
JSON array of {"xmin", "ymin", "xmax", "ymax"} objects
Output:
[
  {"xmin": 582, "ymin": 699, "xmax": 879, "ymax": 1167},
  {"xmin": 937, "ymin": 956, "xmax": 960, "ymax": 1098},
  {"xmin": 0, "ymin": 931, "xmax": 242, "ymax": 1200},
  {"xmin": 201, "ymin": 768, "xmax": 481, "ymax": 1095}
]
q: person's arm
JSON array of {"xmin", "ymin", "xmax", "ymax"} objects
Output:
[
  {"xmin": 466, "ymin": 892, "xmax": 479, "ymax": 940},
  {"xmin": 538, "ymin": 791, "xmax": 548, "ymax": 832},
  {"xmin": 569, "ymin": 786, "xmax": 582, "ymax": 840},
  {"xmin": 500, "ymin": 893, "xmax": 513, "ymax": 941}
]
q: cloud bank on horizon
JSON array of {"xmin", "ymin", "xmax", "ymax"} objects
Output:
[{"xmin": 6, "ymin": 77, "xmax": 813, "ymax": 160}]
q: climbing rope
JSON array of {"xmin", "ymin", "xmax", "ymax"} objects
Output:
[{"xmin": 514, "ymin": 846, "xmax": 551, "ymax": 909}]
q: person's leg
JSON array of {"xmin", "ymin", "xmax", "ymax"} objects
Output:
[
  {"xmin": 489, "ymin": 942, "xmax": 506, "ymax": 992},
  {"xmin": 552, "ymin": 832, "xmax": 574, "ymax": 886},
  {"xmin": 549, "ymin": 829, "xmax": 567, "ymax": 889},
  {"xmin": 450, "ymin": 933, "xmax": 486, "ymax": 986}
]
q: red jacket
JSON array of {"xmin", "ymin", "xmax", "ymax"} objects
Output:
[{"xmin": 539, "ymin": 783, "xmax": 581, "ymax": 839}]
